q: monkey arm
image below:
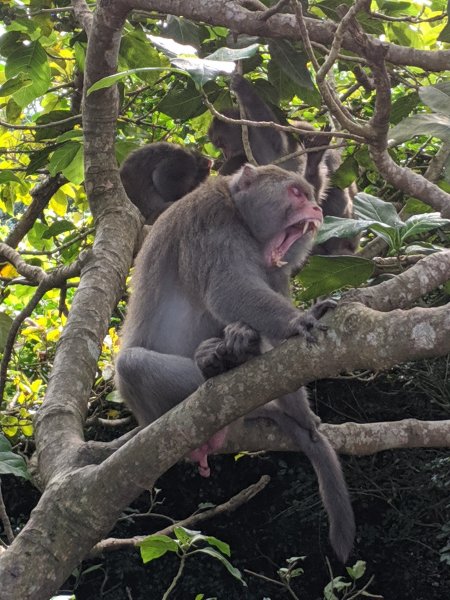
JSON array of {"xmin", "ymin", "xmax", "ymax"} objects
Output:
[
  {"xmin": 204, "ymin": 271, "xmax": 304, "ymax": 340},
  {"xmin": 230, "ymin": 74, "xmax": 286, "ymax": 163}
]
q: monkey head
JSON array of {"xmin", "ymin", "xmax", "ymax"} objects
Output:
[
  {"xmin": 208, "ymin": 108, "xmax": 243, "ymax": 158},
  {"xmin": 229, "ymin": 164, "xmax": 323, "ymax": 268}
]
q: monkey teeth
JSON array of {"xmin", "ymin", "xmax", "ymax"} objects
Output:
[{"xmin": 276, "ymin": 259, "xmax": 288, "ymax": 267}]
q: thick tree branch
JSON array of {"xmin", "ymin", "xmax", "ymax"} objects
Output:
[{"xmin": 128, "ymin": 0, "xmax": 450, "ymax": 71}]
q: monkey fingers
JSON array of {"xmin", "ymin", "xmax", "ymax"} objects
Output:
[
  {"xmin": 222, "ymin": 321, "xmax": 261, "ymax": 362},
  {"xmin": 309, "ymin": 298, "xmax": 337, "ymax": 320},
  {"xmin": 194, "ymin": 337, "xmax": 226, "ymax": 379}
]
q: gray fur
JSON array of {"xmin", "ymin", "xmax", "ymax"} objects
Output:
[
  {"xmin": 119, "ymin": 141, "xmax": 210, "ymax": 224},
  {"xmin": 115, "ymin": 164, "xmax": 355, "ymax": 561},
  {"xmin": 208, "ymin": 74, "xmax": 358, "ymax": 255}
]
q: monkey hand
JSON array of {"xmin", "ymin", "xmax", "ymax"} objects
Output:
[
  {"xmin": 222, "ymin": 322, "xmax": 261, "ymax": 363},
  {"xmin": 195, "ymin": 322, "xmax": 261, "ymax": 379},
  {"xmin": 195, "ymin": 337, "xmax": 225, "ymax": 380},
  {"xmin": 288, "ymin": 299, "xmax": 336, "ymax": 344}
]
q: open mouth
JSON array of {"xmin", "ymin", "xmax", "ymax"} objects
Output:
[{"xmin": 267, "ymin": 218, "xmax": 322, "ymax": 267}]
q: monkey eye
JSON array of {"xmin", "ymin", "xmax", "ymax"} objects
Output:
[{"xmin": 289, "ymin": 185, "xmax": 303, "ymax": 197}]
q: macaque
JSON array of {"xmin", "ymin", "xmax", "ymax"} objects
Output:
[
  {"xmin": 115, "ymin": 164, "xmax": 355, "ymax": 562},
  {"xmin": 208, "ymin": 74, "xmax": 358, "ymax": 254},
  {"xmin": 119, "ymin": 141, "xmax": 211, "ymax": 224}
]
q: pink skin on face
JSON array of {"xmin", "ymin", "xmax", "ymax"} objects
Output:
[
  {"xmin": 264, "ymin": 186, "xmax": 323, "ymax": 268},
  {"xmin": 189, "ymin": 427, "xmax": 229, "ymax": 477}
]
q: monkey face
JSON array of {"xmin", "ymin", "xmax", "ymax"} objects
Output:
[{"xmin": 230, "ymin": 164, "xmax": 323, "ymax": 268}]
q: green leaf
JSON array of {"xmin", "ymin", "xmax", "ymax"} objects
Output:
[
  {"xmin": 87, "ymin": 67, "xmax": 175, "ymax": 95},
  {"xmin": 5, "ymin": 41, "xmax": 51, "ymax": 108},
  {"xmin": 120, "ymin": 30, "xmax": 166, "ymax": 84},
  {"xmin": 157, "ymin": 79, "xmax": 207, "ymax": 120},
  {"xmin": 419, "ymin": 83, "xmax": 450, "ymax": 118},
  {"xmin": 346, "ymin": 560, "xmax": 366, "ymax": 580},
  {"xmin": 198, "ymin": 547, "xmax": 247, "ymax": 586},
  {"xmin": 26, "ymin": 146, "xmax": 55, "ymax": 174},
  {"xmin": 171, "ymin": 57, "xmax": 235, "ymax": 87},
  {"xmin": 205, "ymin": 44, "xmax": 260, "ymax": 62},
  {"xmin": 0, "ymin": 439, "xmax": 30, "ymax": 480},
  {"xmin": 148, "ymin": 34, "xmax": 197, "ymax": 59},
  {"xmin": 164, "ymin": 16, "xmax": 201, "ymax": 48},
  {"xmin": 268, "ymin": 40, "xmax": 321, "ymax": 107},
  {"xmin": 296, "ymin": 255, "xmax": 374, "ymax": 301},
  {"xmin": 401, "ymin": 213, "xmax": 450, "ymax": 243},
  {"xmin": 174, "ymin": 527, "xmax": 197, "ymax": 544},
  {"xmin": 42, "ymin": 220, "xmax": 75, "ymax": 239},
  {"xmin": 353, "ymin": 193, "xmax": 404, "ymax": 227},
  {"xmin": 389, "ymin": 113, "xmax": 450, "ymax": 144},
  {"xmin": 105, "ymin": 390, "xmax": 124, "ymax": 404},
  {"xmin": 0, "ymin": 171, "xmax": 22, "ymax": 185},
  {"xmin": 49, "ymin": 141, "xmax": 84, "ymax": 184},
  {"xmin": 315, "ymin": 217, "xmax": 372, "ymax": 245},
  {"xmin": 138, "ymin": 534, "xmax": 178, "ymax": 563},
  {"xmin": 330, "ymin": 156, "xmax": 358, "ymax": 189},
  {"xmin": 0, "ymin": 73, "xmax": 32, "ymax": 97},
  {"xmin": 0, "ymin": 312, "xmax": 13, "ymax": 354},
  {"xmin": 390, "ymin": 91, "xmax": 419, "ymax": 125},
  {"xmin": 34, "ymin": 110, "xmax": 76, "ymax": 142}
]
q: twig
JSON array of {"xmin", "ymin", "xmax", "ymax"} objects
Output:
[
  {"xmin": 0, "ymin": 480, "xmax": 14, "ymax": 544},
  {"xmin": 202, "ymin": 89, "xmax": 365, "ymax": 143},
  {"xmin": 89, "ymin": 475, "xmax": 270, "ymax": 555},
  {"xmin": 0, "ymin": 252, "xmax": 90, "ymax": 400},
  {"xmin": 2, "ymin": 175, "xmax": 66, "ymax": 256},
  {"xmin": 292, "ymin": 0, "xmax": 371, "ymax": 139},
  {"xmin": 259, "ymin": 0, "xmax": 291, "ymax": 21},
  {"xmin": 0, "ymin": 115, "xmax": 80, "ymax": 130}
]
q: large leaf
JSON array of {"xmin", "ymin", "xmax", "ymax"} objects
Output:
[
  {"xmin": 389, "ymin": 113, "xmax": 450, "ymax": 144},
  {"xmin": 4, "ymin": 41, "xmax": 51, "ymax": 107},
  {"xmin": 157, "ymin": 78, "xmax": 210, "ymax": 120},
  {"xmin": 296, "ymin": 255, "xmax": 374, "ymax": 301},
  {"xmin": 171, "ymin": 57, "xmax": 235, "ymax": 87},
  {"xmin": 390, "ymin": 91, "xmax": 420, "ymax": 125},
  {"xmin": 268, "ymin": 40, "xmax": 321, "ymax": 107},
  {"xmin": 205, "ymin": 44, "xmax": 260, "ymax": 62},
  {"xmin": 48, "ymin": 141, "xmax": 84, "ymax": 184},
  {"xmin": 0, "ymin": 435, "xmax": 30, "ymax": 479},
  {"xmin": 138, "ymin": 534, "xmax": 178, "ymax": 563},
  {"xmin": 419, "ymin": 83, "xmax": 450, "ymax": 118},
  {"xmin": 148, "ymin": 34, "xmax": 197, "ymax": 59},
  {"xmin": 353, "ymin": 193, "xmax": 404, "ymax": 227},
  {"xmin": 0, "ymin": 73, "xmax": 32, "ymax": 97},
  {"xmin": 315, "ymin": 217, "xmax": 372, "ymax": 245},
  {"xmin": 120, "ymin": 30, "xmax": 166, "ymax": 84},
  {"xmin": 164, "ymin": 16, "xmax": 201, "ymax": 48},
  {"xmin": 198, "ymin": 547, "xmax": 247, "ymax": 586},
  {"xmin": 0, "ymin": 312, "xmax": 13, "ymax": 353},
  {"xmin": 42, "ymin": 220, "xmax": 75, "ymax": 239},
  {"xmin": 330, "ymin": 156, "xmax": 358, "ymax": 189},
  {"xmin": 401, "ymin": 213, "xmax": 450, "ymax": 243}
]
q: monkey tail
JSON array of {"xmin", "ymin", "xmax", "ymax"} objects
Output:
[{"xmin": 292, "ymin": 427, "xmax": 355, "ymax": 563}]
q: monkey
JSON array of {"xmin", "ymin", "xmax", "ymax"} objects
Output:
[
  {"xmin": 208, "ymin": 74, "xmax": 358, "ymax": 255},
  {"xmin": 119, "ymin": 141, "xmax": 212, "ymax": 224},
  {"xmin": 115, "ymin": 163, "xmax": 355, "ymax": 562}
]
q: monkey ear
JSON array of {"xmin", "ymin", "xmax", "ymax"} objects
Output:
[{"xmin": 230, "ymin": 163, "xmax": 258, "ymax": 192}]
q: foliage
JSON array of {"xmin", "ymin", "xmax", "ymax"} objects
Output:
[
  {"xmin": 138, "ymin": 527, "xmax": 246, "ymax": 598},
  {"xmin": 0, "ymin": 0, "xmax": 450, "ymax": 598}
]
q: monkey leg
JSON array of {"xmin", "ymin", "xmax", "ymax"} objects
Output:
[
  {"xmin": 190, "ymin": 322, "xmax": 262, "ymax": 476},
  {"xmin": 115, "ymin": 346, "xmax": 203, "ymax": 425},
  {"xmin": 248, "ymin": 389, "xmax": 355, "ymax": 562},
  {"xmin": 194, "ymin": 321, "xmax": 261, "ymax": 378}
]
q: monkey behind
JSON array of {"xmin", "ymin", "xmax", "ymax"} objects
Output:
[{"xmin": 119, "ymin": 141, "xmax": 211, "ymax": 224}]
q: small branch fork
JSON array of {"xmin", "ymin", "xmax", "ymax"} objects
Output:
[
  {"xmin": 0, "ymin": 244, "xmax": 90, "ymax": 401},
  {"xmin": 290, "ymin": 0, "xmax": 450, "ymax": 216}
]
